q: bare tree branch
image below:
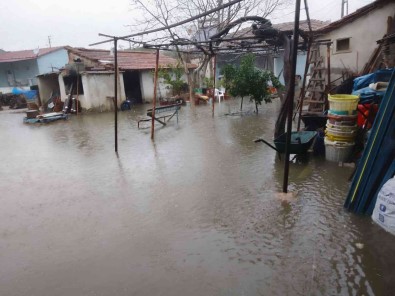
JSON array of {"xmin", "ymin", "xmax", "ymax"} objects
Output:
[{"xmin": 125, "ymin": 0, "xmax": 290, "ymax": 90}]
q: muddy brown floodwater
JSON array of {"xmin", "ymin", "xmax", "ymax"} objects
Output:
[{"xmin": 1, "ymin": 99, "xmax": 395, "ymax": 296}]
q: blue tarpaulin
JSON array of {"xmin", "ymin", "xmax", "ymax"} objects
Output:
[
  {"xmin": 11, "ymin": 88, "xmax": 38, "ymax": 100},
  {"xmin": 352, "ymin": 69, "xmax": 393, "ymax": 104},
  {"xmin": 352, "ymin": 87, "xmax": 386, "ymax": 103},
  {"xmin": 345, "ymin": 69, "xmax": 395, "ymax": 214},
  {"xmin": 353, "ymin": 69, "xmax": 393, "ymax": 91}
]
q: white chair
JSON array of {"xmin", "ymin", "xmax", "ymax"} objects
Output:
[{"xmin": 215, "ymin": 88, "xmax": 225, "ymax": 102}]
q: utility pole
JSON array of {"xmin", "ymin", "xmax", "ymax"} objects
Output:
[
  {"xmin": 48, "ymin": 35, "xmax": 52, "ymax": 48},
  {"xmin": 341, "ymin": 0, "xmax": 349, "ymax": 18}
]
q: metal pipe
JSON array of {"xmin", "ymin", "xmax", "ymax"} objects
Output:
[
  {"xmin": 76, "ymin": 65, "xmax": 79, "ymax": 116},
  {"xmin": 304, "ymin": 0, "xmax": 313, "ymax": 34},
  {"xmin": 114, "ymin": 38, "xmax": 118, "ymax": 152},
  {"xmin": 327, "ymin": 43, "xmax": 331, "ymax": 103},
  {"xmin": 212, "ymin": 55, "xmax": 217, "ymax": 116},
  {"xmin": 151, "ymin": 49, "xmax": 160, "ymax": 140},
  {"xmin": 283, "ymin": 0, "xmax": 301, "ymax": 193}
]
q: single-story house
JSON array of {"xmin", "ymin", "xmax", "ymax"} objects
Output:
[
  {"xmin": 0, "ymin": 46, "xmax": 68, "ymax": 94},
  {"xmin": 315, "ymin": 0, "xmax": 395, "ymax": 83},
  {"xmin": 37, "ymin": 47, "xmax": 196, "ymax": 112}
]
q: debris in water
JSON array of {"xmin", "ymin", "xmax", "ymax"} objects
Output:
[{"xmin": 276, "ymin": 191, "xmax": 298, "ymax": 202}]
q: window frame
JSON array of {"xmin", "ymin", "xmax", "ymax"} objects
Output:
[{"xmin": 335, "ymin": 37, "xmax": 351, "ymax": 53}]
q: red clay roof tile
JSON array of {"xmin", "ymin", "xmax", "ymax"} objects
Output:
[
  {"xmin": 69, "ymin": 47, "xmax": 197, "ymax": 70},
  {"xmin": 0, "ymin": 46, "xmax": 65, "ymax": 63}
]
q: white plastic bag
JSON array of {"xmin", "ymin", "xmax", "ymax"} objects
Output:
[{"xmin": 372, "ymin": 176, "xmax": 395, "ymax": 235}]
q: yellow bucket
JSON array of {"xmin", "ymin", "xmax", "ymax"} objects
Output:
[
  {"xmin": 326, "ymin": 131, "xmax": 356, "ymax": 142},
  {"xmin": 328, "ymin": 94, "xmax": 359, "ymax": 114}
]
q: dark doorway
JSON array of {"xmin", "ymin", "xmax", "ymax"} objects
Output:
[
  {"xmin": 123, "ymin": 71, "xmax": 142, "ymax": 104},
  {"xmin": 63, "ymin": 75, "xmax": 84, "ymax": 95}
]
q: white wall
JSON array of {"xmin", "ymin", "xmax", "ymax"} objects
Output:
[
  {"xmin": 37, "ymin": 74, "xmax": 60, "ymax": 105},
  {"xmin": 82, "ymin": 73, "xmax": 125, "ymax": 112},
  {"xmin": 140, "ymin": 70, "xmax": 188, "ymax": 102},
  {"xmin": 319, "ymin": 2, "xmax": 395, "ymax": 81},
  {"xmin": 59, "ymin": 74, "xmax": 67, "ymax": 101},
  {"xmin": 58, "ymin": 71, "xmax": 125, "ymax": 112}
]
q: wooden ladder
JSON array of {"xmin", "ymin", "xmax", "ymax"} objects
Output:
[{"xmin": 297, "ymin": 44, "xmax": 328, "ymax": 115}]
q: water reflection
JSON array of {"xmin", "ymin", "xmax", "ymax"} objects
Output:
[{"xmin": 0, "ymin": 100, "xmax": 395, "ymax": 295}]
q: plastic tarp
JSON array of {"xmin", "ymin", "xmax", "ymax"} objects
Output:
[
  {"xmin": 345, "ymin": 69, "xmax": 395, "ymax": 214},
  {"xmin": 352, "ymin": 87, "xmax": 386, "ymax": 103},
  {"xmin": 353, "ymin": 69, "xmax": 393, "ymax": 91},
  {"xmin": 11, "ymin": 87, "xmax": 38, "ymax": 100},
  {"xmin": 352, "ymin": 69, "xmax": 393, "ymax": 103}
]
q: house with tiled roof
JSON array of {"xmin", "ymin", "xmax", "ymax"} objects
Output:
[
  {"xmin": 0, "ymin": 46, "xmax": 68, "ymax": 94},
  {"xmin": 315, "ymin": 0, "xmax": 395, "ymax": 81},
  {"xmin": 36, "ymin": 47, "xmax": 196, "ymax": 112}
]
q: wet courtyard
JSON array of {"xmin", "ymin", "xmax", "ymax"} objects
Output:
[{"xmin": 1, "ymin": 99, "xmax": 395, "ymax": 295}]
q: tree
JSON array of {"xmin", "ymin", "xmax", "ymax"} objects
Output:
[
  {"xmin": 221, "ymin": 56, "xmax": 250, "ymax": 111},
  {"xmin": 222, "ymin": 54, "xmax": 282, "ymax": 113},
  {"xmin": 157, "ymin": 63, "xmax": 186, "ymax": 96},
  {"xmin": 128, "ymin": 0, "xmax": 289, "ymax": 97}
]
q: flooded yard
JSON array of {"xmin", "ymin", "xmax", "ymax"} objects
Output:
[{"xmin": 1, "ymin": 99, "xmax": 395, "ymax": 295}]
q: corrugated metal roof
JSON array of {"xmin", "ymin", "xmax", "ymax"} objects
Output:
[
  {"xmin": 0, "ymin": 46, "xmax": 65, "ymax": 63},
  {"xmin": 68, "ymin": 47, "xmax": 197, "ymax": 70}
]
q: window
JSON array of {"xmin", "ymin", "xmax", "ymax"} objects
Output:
[{"xmin": 336, "ymin": 38, "xmax": 350, "ymax": 52}]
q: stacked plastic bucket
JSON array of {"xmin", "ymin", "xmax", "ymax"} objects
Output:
[{"xmin": 325, "ymin": 94, "xmax": 359, "ymax": 162}]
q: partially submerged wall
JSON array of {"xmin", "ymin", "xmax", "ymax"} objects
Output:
[
  {"xmin": 140, "ymin": 70, "xmax": 166, "ymax": 102},
  {"xmin": 58, "ymin": 71, "xmax": 126, "ymax": 112},
  {"xmin": 37, "ymin": 74, "xmax": 60, "ymax": 105},
  {"xmin": 140, "ymin": 69, "xmax": 188, "ymax": 102}
]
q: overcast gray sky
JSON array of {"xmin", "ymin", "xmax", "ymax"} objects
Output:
[{"xmin": 0, "ymin": 0, "xmax": 374, "ymax": 51}]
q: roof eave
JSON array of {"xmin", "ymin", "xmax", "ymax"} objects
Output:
[{"xmin": 316, "ymin": 0, "xmax": 391, "ymax": 34}]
